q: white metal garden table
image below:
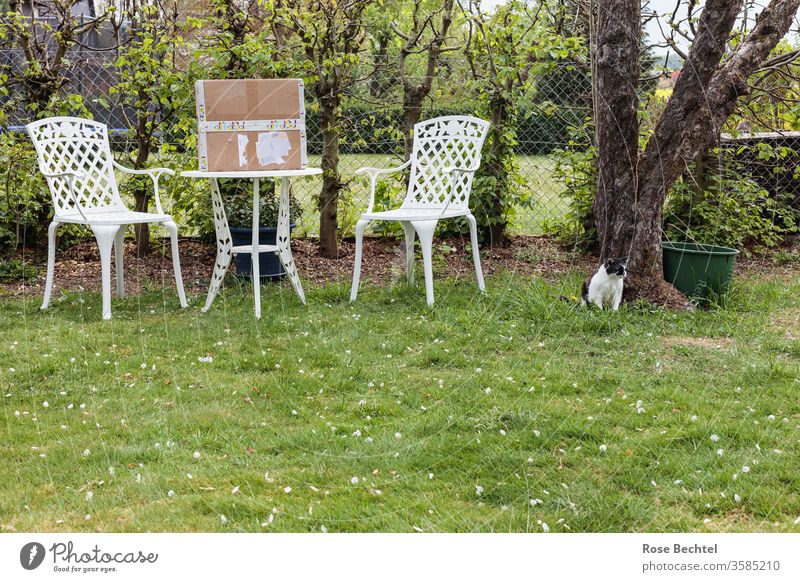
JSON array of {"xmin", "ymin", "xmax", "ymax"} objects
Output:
[{"xmin": 181, "ymin": 169, "xmax": 322, "ymax": 319}]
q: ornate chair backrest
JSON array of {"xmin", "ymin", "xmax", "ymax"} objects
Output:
[
  {"xmin": 27, "ymin": 117, "xmax": 124, "ymax": 216},
  {"xmin": 402, "ymin": 115, "xmax": 490, "ymax": 211}
]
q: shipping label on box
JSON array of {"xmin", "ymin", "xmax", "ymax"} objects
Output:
[{"xmin": 196, "ymin": 79, "xmax": 307, "ymax": 172}]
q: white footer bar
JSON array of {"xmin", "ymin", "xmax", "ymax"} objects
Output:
[{"xmin": 1, "ymin": 533, "xmax": 797, "ymax": 581}]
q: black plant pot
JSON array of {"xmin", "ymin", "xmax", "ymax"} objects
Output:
[{"xmin": 229, "ymin": 225, "xmax": 295, "ymax": 279}]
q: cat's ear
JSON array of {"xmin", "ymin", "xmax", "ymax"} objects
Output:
[{"xmin": 619, "ymin": 257, "xmax": 628, "ymax": 265}]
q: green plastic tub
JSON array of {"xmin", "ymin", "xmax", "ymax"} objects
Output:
[{"xmin": 662, "ymin": 241, "xmax": 740, "ymax": 298}]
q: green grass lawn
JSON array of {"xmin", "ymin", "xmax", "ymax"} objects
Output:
[{"xmin": 1, "ymin": 269, "xmax": 799, "ymax": 532}]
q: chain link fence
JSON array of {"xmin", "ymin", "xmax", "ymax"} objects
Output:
[{"xmin": 1, "ymin": 49, "xmax": 596, "ymax": 241}]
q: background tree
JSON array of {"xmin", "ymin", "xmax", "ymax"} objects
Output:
[
  {"xmin": 465, "ymin": 0, "xmax": 581, "ymax": 244},
  {"xmin": 273, "ymin": 0, "xmax": 373, "ymax": 258},
  {"xmin": 111, "ymin": 0, "xmax": 186, "ymax": 255},
  {"xmin": 2, "ymin": 0, "xmax": 103, "ymax": 115},
  {"xmin": 593, "ymin": 0, "xmax": 800, "ymax": 303},
  {"xmin": 391, "ymin": 0, "xmax": 458, "ymax": 159}
]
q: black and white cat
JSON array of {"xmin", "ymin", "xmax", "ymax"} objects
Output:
[{"xmin": 580, "ymin": 257, "xmax": 627, "ymax": 310}]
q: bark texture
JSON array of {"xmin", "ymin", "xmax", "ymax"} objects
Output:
[
  {"xmin": 594, "ymin": 0, "xmax": 800, "ymax": 304},
  {"xmin": 318, "ymin": 91, "xmax": 341, "ymax": 258},
  {"xmin": 394, "ymin": 0, "xmax": 455, "ymax": 160}
]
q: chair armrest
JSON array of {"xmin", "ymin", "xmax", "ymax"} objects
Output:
[
  {"xmin": 112, "ymin": 161, "xmax": 175, "ymax": 177},
  {"xmin": 112, "ymin": 161, "xmax": 174, "ymax": 214},
  {"xmin": 354, "ymin": 159, "xmax": 411, "ymax": 177},
  {"xmin": 40, "ymin": 170, "xmax": 90, "ymax": 221},
  {"xmin": 354, "ymin": 160, "xmax": 411, "ymax": 213}
]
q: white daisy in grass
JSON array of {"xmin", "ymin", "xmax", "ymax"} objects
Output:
[
  {"xmin": 220, "ymin": 515, "xmax": 227, "ymax": 525},
  {"xmin": 42, "ymin": 401, "xmax": 48, "ymax": 408},
  {"xmin": 395, "ymin": 432, "xmax": 402, "ymax": 439},
  {"xmin": 599, "ymin": 444, "xmax": 608, "ymax": 453},
  {"xmin": 284, "ymin": 486, "xmax": 292, "ymax": 493},
  {"xmin": 742, "ymin": 466, "xmax": 750, "ymax": 473},
  {"xmin": 350, "ymin": 477, "xmax": 359, "ymax": 485},
  {"xmin": 168, "ymin": 490, "xmax": 175, "ymax": 498},
  {"xmin": 231, "ymin": 486, "xmax": 240, "ymax": 494},
  {"xmin": 475, "ymin": 485, "xmax": 484, "ymax": 496},
  {"xmin": 84, "ymin": 514, "xmax": 91, "ymax": 521},
  {"xmin": 537, "ymin": 520, "xmax": 549, "ymax": 532},
  {"xmin": 717, "ymin": 449, "xmax": 724, "ymax": 456},
  {"xmin": 85, "ymin": 491, "xmax": 93, "ymax": 502},
  {"xmin": 82, "ymin": 449, "xmax": 90, "ymax": 457},
  {"xmin": 710, "ymin": 434, "xmax": 720, "ymax": 443},
  {"xmin": 734, "ymin": 494, "xmax": 742, "ymax": 503},
  {"xmin": 193, "ymin": 451, "xmax": 201, "ymax": 460},
  {"xmin": 198, "ymin": 356, "xmax": 213, "ymax": 364}
]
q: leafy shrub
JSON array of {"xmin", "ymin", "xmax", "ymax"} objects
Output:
[
  {"xmin": 303, "ymin": 104, "xmax": 584, "ymax": 156},
  {"xmin": 219, "ymin": 180, "xmax": 302, "ymax": 229},
  {"xmin": 0, "ymin": 257, "xmax": 37, "ymax": 282},
  {"xmin": 541, "ymin": 126, "xmax": 597, "ymax": 250},
  {"xmin": 664, "ymin": 149, "xmax": 799, "ymax": 250}
]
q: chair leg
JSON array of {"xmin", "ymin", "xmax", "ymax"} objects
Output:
[
  {"xmin": 91, "ymin": 225, "xmax": 120, "ymax": 320},
  {"xmin": 349, "ymin": 218, "xmax": 370, "ymax": 302},
  {"xmin": 164, "ymin": 220, "xmax": 187, "ymax": 309},
  {"xmin": 202, "ymin": 244, "xmax": 232, "ymax": 313},
  {"xmin": 465, "ymin": 213, "xmax": 485, "ymax": 292},
  {"xmin": 41, "ymin": 221, "xmax": 60, "ymax": 311},
  {"xmin": 114, "ymin": 226, "xmax": 125, "ymax": 297},
  {"xmin": 412, "ymin": 220, "xmax": 437, "ymax": 306},
  {"xmin": 401, "ymin": 221, "xmax": 415, "ymax": 287}
]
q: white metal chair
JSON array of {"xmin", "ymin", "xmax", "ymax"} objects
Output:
[
  {"xmin": 27, "ymin": 116, "xmax": 187, "ymax": 320},
  {"xmin": 350, "ymin": 115, "xmax": 490, "ymax": 305}
]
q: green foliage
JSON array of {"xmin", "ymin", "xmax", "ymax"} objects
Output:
[
  {"xmin": 773, "ymin": 248, "xmax": 800, "ymax": 266},
  {"xmin": 0, "ymin": 257, "xmax": 36, "ymax": 282},
  {"xmin": 220, "ymin": 180, "xmax": 302, "ymax": 229},
  {"xmin": 542, "ymin": 122, "xmax": 597, "ymax": 250},
  {"xmin": 463, "ymin": 0, "xmax": 584, "ymax": 239},
  {"xmin": 0, "ymin": 86, "xmax": 89, "ymax": 252},
  {"xmin": 664, "ymin": 167, "xmax": 798, "ymax": 251}
]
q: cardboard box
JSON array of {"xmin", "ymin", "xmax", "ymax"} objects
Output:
[{"xmin": 196, "ymin": 79, "xmax": 307, "ymax": 172}]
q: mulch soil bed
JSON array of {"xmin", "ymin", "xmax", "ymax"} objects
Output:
[{"xmin": 2, "ymin": 235, "xmax": 797, "ymax": 298}]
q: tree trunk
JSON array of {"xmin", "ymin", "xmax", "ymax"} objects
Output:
[
  {"xmin": 402, "ymin": 88, "xmax": 425, "ymax": 161},
  {"xmin": 132, "ymin": 130, "xmax": 151, "ymax": 257},
  {"xmin": 592, "ymin": 0, "xmax": 640, "ymax": 263},
  {"xmin": 593, "ymin": 0, "xmax": 799, "ymax": 305},
  {"xmin": 626, "ymin": 0, "xmax": 741, "ymax": 300},
  {"xmin": 370, "ymin": 36, "xmax": 392, "ymax": 98},
  {"xmin": 483, "ymin": 94, "xmax": 511, "ymax": 246},
  {"xmin": 318, "ymin": 93, "xmax": 341, "ymax": 258}
]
